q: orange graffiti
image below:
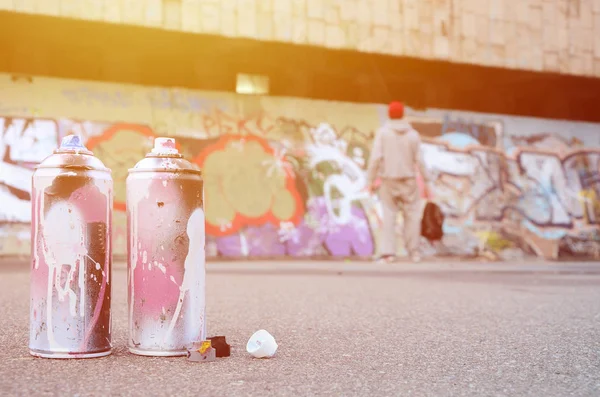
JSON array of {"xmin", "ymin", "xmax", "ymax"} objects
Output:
[{"xmin": 86, "ymin": 123, "xmax": 155, "ymax": 211}]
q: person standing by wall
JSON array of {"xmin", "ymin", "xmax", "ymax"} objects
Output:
[{"xmin": 366, "ymin": 101, "xmax": 431, "ymax": 263}]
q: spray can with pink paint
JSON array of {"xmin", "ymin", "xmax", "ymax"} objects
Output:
[
  {"xmin": 30, "ymin": 135, "xmax": 113, "ymax": 359},
  {"xmin": 127, "ymin": 137, "xmax": 206, "ymax": 356}
]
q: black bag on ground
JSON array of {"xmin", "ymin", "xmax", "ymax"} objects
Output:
[{"xmin": 421, "ymin": 202, "xmax": 444, "ymax": 242}]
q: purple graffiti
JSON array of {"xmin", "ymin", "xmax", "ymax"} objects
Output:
[
  {"xmin": 217, "ymin": 223, "xmax": 286, "ymax": 257},
  {"xmin": 215, "ymin": 197, "xmax": 374, "ymax": 257}
]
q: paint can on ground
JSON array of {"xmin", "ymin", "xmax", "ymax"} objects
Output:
[
  {"xmin": 29, "ymin": 135, "xmax": 113, "ymax": 359},
  {"xmin": 127, "ymin": 137, "xmax": 206, "ymax": 356}
]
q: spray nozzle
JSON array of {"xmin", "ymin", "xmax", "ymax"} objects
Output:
[{"xmin": 151, "ymin": 137, "xmax": 180, "ymax": 156}]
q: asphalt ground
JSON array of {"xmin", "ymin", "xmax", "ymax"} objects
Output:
[{"xmin": 1, "ymin": 260, "xmax": 600, "ymax": 396}]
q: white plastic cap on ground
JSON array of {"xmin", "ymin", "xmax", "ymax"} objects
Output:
[{"xmin": 246, "ymin": 329, "xmax": 278, "ymax": 358}]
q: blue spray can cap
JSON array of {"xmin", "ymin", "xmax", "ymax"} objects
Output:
[{"xmin": 57, "ymin": 135, "xmax": 92, "ymax": 154}]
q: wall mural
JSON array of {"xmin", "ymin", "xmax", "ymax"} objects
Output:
[{"xmin": 1, "ymin": 83, "xmax": 600, "ymax": 260}]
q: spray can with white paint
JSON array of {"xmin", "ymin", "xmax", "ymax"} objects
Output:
[
  {"xmin": 127, "ymin": 137, "xmax": 206, "ymax": 356},
  {"xmin": 29, "ymin": 135, "xmax": 113, "ymax": 359}
]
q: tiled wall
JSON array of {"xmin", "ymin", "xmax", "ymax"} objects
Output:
[{"xmin": 1, "ymin": 0, "xmax": 599, "ymax": 77}]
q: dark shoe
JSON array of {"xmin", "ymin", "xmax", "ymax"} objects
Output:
[{"xmin": 375, "ymin": 254, "xmax": 396, "ymax": 263}]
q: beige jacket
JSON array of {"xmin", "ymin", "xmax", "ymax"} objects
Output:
[{"xmin": 366, "ymin": 119, "xmax": 429, "ymax": 185}]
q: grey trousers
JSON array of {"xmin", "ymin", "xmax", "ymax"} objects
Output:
[{"xmin": 378, "ymin": 178, "xmax": 422, "ymax": 256}]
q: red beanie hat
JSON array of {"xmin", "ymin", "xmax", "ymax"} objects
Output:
[{"xmin": 388, "ymin": 101, "xmax": 404, "ymax": 119}]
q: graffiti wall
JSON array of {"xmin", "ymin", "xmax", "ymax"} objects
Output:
[{"xmin": 1, "ymin": 73, "xmax": 600, "ymax": 260}]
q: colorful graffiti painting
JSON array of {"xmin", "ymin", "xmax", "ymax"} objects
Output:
[
  {"xmin": 421, "ymin": 138, "xmax": 600, "ymax": 258},
  {"xmin": 194, "ymin": 134, "xmax": 304, "ymax": 236},
  {"xmin": 86, "ymin": 123, "xmax": 155, "ymax": 211},
  {"xmin": 1, "ymin": 104, "xmax": 600, "ymax": 260},
  {"xmin": 0, "ymin": 117, "xmax": 59, "ymax": 223}
]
